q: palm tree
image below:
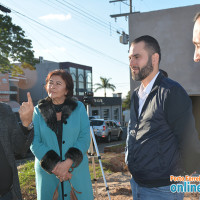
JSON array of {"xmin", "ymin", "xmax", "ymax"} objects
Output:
[{"xmin": 94, "ymin": 77, "xmax": 116, "ymax": 97}]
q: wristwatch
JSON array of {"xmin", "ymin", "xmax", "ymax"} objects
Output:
[{"xmin": 27, "ymin": 122, "xmax": 34, "ymax": 130}]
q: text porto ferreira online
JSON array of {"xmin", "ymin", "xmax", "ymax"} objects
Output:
[{"xmin": 170, "ymin": 175, "xmax": 200, "ymax": 193}]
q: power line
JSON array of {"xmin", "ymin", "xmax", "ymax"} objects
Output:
[
  {"xmin": 7, "ymin": 6, "xmax": 128, "ymax": 66},
  {"xmin": 61, "ymin": 0, "xmax": 124, "ymax": 32},
  {"xmin": 53, "ymin": 0, "xmax": 119, "ymax": 34},
  {"xmin": 39, "ymin": 0, "xmax": 119, "ymax": 39},
  {"xmin": 6, "ymin": 0, "xmax": 119, "ymax": 50},
  {"xmin": 12, "ymin": 13, "xmax": 61, "ymax": 62}
]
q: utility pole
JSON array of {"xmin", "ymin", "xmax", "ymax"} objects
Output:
[
  {"xmin": 130, "ymin": 0, "xmax": 132, "ymax": 13},
  {"xmin": 109, "ymin": 0, "xmax": 135, "ymax": 18},
  {"xmin": 109, "ymin": 0, "xmax": 137, "ymax": 45},
  {"xmin": 0, "ymin": 5, "xmax": 11, "ymax": 13}
]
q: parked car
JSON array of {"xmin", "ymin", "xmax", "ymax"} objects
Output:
[
  {"xmin": 89, "ymin": 115, "xmax": 100, "ymax": 120},
  {"xmin": 113, "ymin": 120, "xmax": 121, "ymax": 126},
  {"xmin": 90, "ymin": 119, "xmax": 123, "ymax": 142}
]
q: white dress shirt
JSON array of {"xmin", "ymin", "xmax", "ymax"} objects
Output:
[{"xmin": 138, "ymin": 72, "xmax": 160, "ymax": 116}]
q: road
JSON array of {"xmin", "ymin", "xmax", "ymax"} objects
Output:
[{"xmin": 94, "ymin": 127, "xmax": 127, "ymax": 153}]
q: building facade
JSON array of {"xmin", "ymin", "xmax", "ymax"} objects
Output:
[
  {"xmin": 60, "ymin": 62, "xmax": 92, "ymax": 101},
  {"xmin": 129, "ymin": 4, "xmax": 200, "ymax": 134},
  {"xmin": 19, "ymin": 59, "xmax": 92, "ymax": 105},
  {"xmin": 0, "ymin": 73, "xmax": 26, "ymax": 112},
  {"xmin": 88, "ymin": 96, "xmax": 122, "ymax": 123},
  {"xmin": 17, "ymin": 58, "xmax": 123, "ymax": 123}
]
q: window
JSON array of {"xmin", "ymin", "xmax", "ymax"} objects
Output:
[
  {"xmin": 91, "ymin": 120, "xmax": 104, "ymax": 126},
  {"xmin": 71, "ymin": 74, "xmax": 76, "ymax": 95},
  {"xmin": 103, "ymin": 109, "xmax": 109, "ymax": 120},
  {"xmin": 10, "ymin": 86, "xmax": 17, "ymax": 101},
  {"xmin": 109, "ymin": 121, "xmax": 114, "ymax": 127},
  {"xmin": 69, "ymin": 67, "xmax": 76, "ymax": 75},
  {"xmin": 69, "ymin": 67, "xmax": 77, "ymax": 95},
  {"xmin": 86, "ymin": 70, "xmax": 92, "ymax": 92},
  {"xmin": 106, "ymin": 122, "xmax": 110, "ymax": 127},
  {"xmin": 92, "ymin": 110, "xmax": 98, "ymax": 116},
  {"xmin": 114, "ymin": 108, "xmax": 119, "ymax": 120},
  {"xmin": 113, "ymin": 122, "xmax": 117, "ymax": 127},
  {"xmin": 78, "ymin": 69, "xmax": 84, "ymax": 96}
]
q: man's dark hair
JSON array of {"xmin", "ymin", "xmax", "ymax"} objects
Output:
[
  {"xmin": 131, "ymin": 35, "xmax": 161, "ymax": 63},
  {"xmin": 194, "ymin": 12, "xmax": 200, "ymax": 23}
]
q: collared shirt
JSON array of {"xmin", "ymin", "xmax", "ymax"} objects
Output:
[{"xmin": 138, "ymin": 72, "xmax": 160, "ymax": 116}]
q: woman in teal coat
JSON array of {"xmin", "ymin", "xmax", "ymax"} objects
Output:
[{"xmin": 31, "ymin": 69, "xmax": 93, "ymax": 200}]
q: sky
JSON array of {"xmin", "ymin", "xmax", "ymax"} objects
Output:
[{"xmin": 0, "ymin": 0, "xmax": 200, "ymax": 98}]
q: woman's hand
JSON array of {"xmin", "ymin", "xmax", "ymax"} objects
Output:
[
  {"xmin": 58, "ymin": 172, "xmax": 72, "ymax": 182},
  {"xmin": 52, "ymin": 159, "xmax": 73, "ymax": 182}
]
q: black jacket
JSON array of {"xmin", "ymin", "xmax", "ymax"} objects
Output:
[
  {"xmin": 125, "ymin": 73, "xmax": 200, "ymax": 187},
  {"xmin": 0, "ymin": 103, "xmax": 34, "ymax": 199}
]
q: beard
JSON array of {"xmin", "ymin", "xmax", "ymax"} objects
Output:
[{"xmin": 131, "ymin": 57, "xmax": 153, "ymax": 81}]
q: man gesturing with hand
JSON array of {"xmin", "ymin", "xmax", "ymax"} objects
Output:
[
  {"xmin": 19, "ymin": 92, "xmax": 34, "ymax": 128},
  {"xmin": 0, "ymin": 92, "xmax": 34, "ymax": 200}
]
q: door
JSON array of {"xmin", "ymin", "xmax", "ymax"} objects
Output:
[{"xmin": 110, "ymin": 121, "xmax": 118, "ymax": 137}]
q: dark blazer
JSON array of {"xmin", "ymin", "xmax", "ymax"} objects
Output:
[{"xmin": 0, "ymin": 103, "xmax": 34, "ymax": 200}]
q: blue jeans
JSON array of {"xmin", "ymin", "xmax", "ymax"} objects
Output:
[
  {"xmin": 130, "ymin": 177, "xmax": 184, "ymax": 200},
  {"xmin": 0, "ymin": 191, "xmax": 12, "ymax": 200}
]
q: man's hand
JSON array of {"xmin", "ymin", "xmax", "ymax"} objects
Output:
[{"xmin": 19, "ymin": 92, "xmax": 34, "ymax": 127}]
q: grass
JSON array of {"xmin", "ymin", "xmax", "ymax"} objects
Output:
[
  {"xmin": 19, "ymin": 159, "xmax": 113, "ymax": 199},
  {"xmin": 18, "ymin": 161, "xmax": 36, "ymax": 199},
  {"xmin": 19, "ymin": 143, "xmax": 125, "ymax": 199},
  {"xmin": 89, "ymin": 158, "xmax": 112, "ymax": 180},
  {"xmin": 104, "ymin": 142, "xmax": 126, "ymax": 153}
]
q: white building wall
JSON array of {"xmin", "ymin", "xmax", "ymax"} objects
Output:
[
  {"xmin": 129, "ymin": 4, "xmax": 200, "ymax": 95},
  {"xmin": 129, "ymin": 4, "xmax": 200, "ymax": 134}
]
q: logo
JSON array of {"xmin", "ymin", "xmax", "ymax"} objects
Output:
[{"xmin": 170, "ymin": 175, "xmax": 200, "ymax": 193}]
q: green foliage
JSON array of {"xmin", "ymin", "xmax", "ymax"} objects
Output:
[
  {"xmin": 89, "ymin": 162, "xmax": 112, "ymax": 181},
  {"xmin": 122, "ymin": 91, "xmax": 131, "ymax": 110},
  {"xmin": 18, "ymin": 160, "xmax": 36, "ymax": 199},
  {"xmin": 104, "ymin": 142, "xmax": 126, "ymax": 153},
  {"xmin": 0, "ymin": 14, "xmax": 38, "ymax": 75},
  {"xmin": 94, "ymin": 77, "xmax": 116, "ymax": 97}
]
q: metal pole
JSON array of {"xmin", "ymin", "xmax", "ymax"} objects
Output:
[
  {"xmin": 130, "ymin": 0, "xmax": 132, "ymax": 13},
  {"xmin": 89, "ymin": 134, "xmax": 99, "ymax": 199},
  {"xmin": 87, "ymin": 105, "xmax": 99, "ymax": 198},
  {"xmin": 90, "ymin": 126, "xmax": 111, "ymax": 200},
  {"xmin": 86, "ymin": 104, "xmax": 111, "ymax": 200}
]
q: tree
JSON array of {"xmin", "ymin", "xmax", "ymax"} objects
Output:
[
  {"xmin": 94, "ymin": 77, "xmax": 116, "ymax": 97},
  {"xmin": 0, "ymin": 14, "xmax": 38, "ymax": 75},
  {"xmin": 122, "ymin": 91, "xmax": 131, "ymax": 110}
]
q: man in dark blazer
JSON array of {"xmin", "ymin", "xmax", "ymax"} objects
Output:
[
  {"xmin": 126, "ymin": 35, "xmax": 200, "ymax": 200},
  {"xmin": 0, "ymin": 92, "xmax": 34, "ymax": 200}
]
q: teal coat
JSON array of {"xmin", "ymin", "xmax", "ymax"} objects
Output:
[{"xmin": 30, "ymin": 97, "xmax": 93, "ymax": 200}]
